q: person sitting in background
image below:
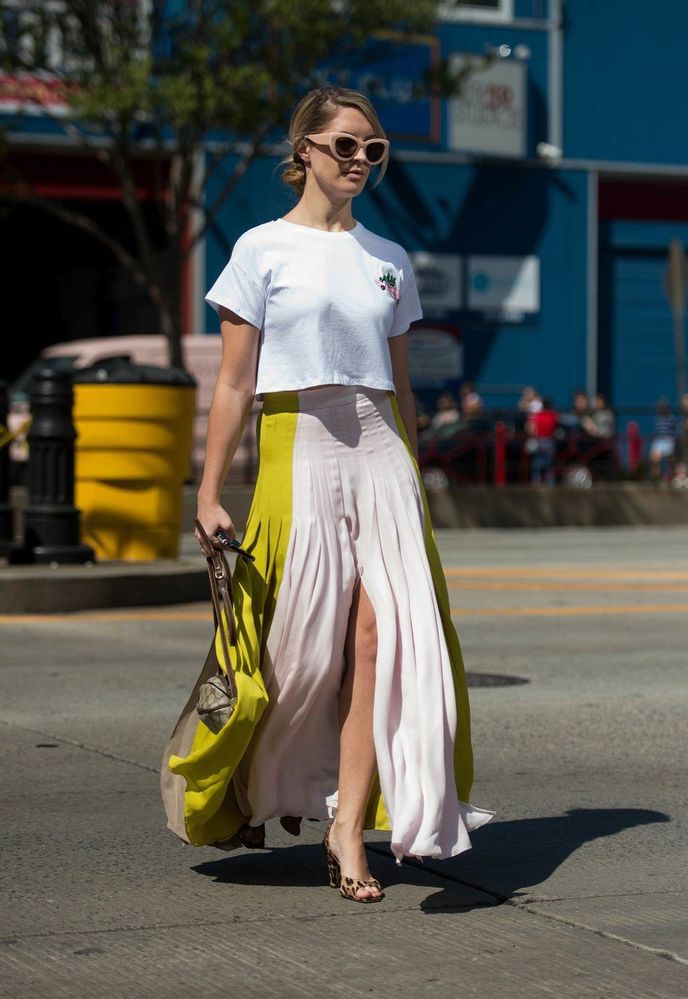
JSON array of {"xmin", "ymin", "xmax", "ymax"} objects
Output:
[
  {"xmin": 424, "ymin": 392, "xmax": 464, "ymax": 451},
  {"xmin": 515, "ymin": 385, "xmax": 542, "ymax": 434},
  {"xmin": 590, "ymin": 393, "xmax": 615, "ymax": 438},
  {"xmin": 459, "ymin": 381, "xmax": 489, "ymax": 434},
  {"xmin": 518, "ymin": 385, "xmax": 543, "ymax": 415},
  {"xmin": 583, "ymin": 391, "xmax": 617, "ymax": 478},
  {"xmin": 649, "ymin": 397, "xmax": 678, "ymax": 481},
  {"xmin": 459, "ymin": 381, "xmax": 483, "ymax": 422},
  {"xmin": 525, "ymin": 397, "xmax": 558, "ymax": 485},
  {"xmin": 559, "ymin": 389, "xmax": 594, "ymax": 435},
  {"xmin": 558, "ymin": 389, "xmax": 601, "ymax": 472},
  {"xmin": 429, "ymin": 391, "xmax": 461, "ymax": 432}
]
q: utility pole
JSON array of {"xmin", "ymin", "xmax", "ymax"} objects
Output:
[{"xmin": 666, "ymin": 238, "xmax": 687, "ymax": 403}]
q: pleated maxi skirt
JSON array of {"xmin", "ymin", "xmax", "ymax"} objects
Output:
[{"xmin": 161, "ymin": 385, "xmax": 495, "ymax": 863}]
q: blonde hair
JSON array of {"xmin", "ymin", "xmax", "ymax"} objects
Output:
[{"xmin": 280, "ymin": 86, "xmax": 389, "ymax": 197}]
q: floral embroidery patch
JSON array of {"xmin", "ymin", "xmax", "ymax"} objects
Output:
[{"xmin": 375, "ymin": 271, "xmax": 400, "ymax": 303}]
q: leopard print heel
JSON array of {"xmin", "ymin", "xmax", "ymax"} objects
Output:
[
  {"xmin": 322, "ymin": 824, "xmax": 341, "ymax": 888},
  {"xmin": 340, "ymin": 875, "xmax": 385, "ymax": 903},
  {"xmin": 322, "ymin": 825, "xmax": 385, "ymax": 902}
]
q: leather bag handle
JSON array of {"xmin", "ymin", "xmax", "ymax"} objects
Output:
[{"xmin": 194, "ymin": 519, "xmax": 242, "ymax": 682}]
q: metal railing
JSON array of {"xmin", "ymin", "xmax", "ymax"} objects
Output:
[{"xmin": 418, "ymin": 412, "xmax": 686, "ymax": 487}]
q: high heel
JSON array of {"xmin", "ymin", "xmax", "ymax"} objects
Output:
[
  {"xmin": 339, "ymin": 875, "xmax": 384, "ymax": 903},
  {"xmin": 238, "ymin": 822, "xmax": 266, "ymax": 849},
  {"xmin": 322, "ymin": 824, "xmax": 384, "ymax": 903},
  {"xmin": 322, "ymin": 824, "xmax": 341, "ymax": 887}
]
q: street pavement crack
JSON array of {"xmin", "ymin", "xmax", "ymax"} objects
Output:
[
  {"xmin": 511, "ymin": 888, "xmax": 685, "ymax": 902},
  {"xmin": 4, "ymin": 899, "xmax": 686, "ymax": 971},
  {"xmin": 0, "ymin": 717, "xmax": 160, "ymax": 775},
  {"xmin": 0, "ymin": 903, "xmax": 468, "ymax": 944},
  {"xmin": 366, "ymin": 843, "xmax": 688, "ymax": 968},
  {"xmin": 517, "ymin": 903, "xmax": 688, "ymax": 967}
]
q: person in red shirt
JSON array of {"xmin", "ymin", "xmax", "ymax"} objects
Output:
[{"xmin": 526, "ymin": 398, "xmax": 558, "ymax": 484}]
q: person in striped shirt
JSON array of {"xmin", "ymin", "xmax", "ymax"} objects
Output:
[{"xmin": 649, "ymin": 397, "xmax": 678, "ymax": 481}]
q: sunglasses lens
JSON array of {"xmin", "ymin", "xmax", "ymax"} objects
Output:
[
  {"xmin": 334, "ymin": 136, "xmax": 359, "ymax": 158},
  {"xmin": 365, "ymin": 142, "xmax": 386, "ymax": 164}
]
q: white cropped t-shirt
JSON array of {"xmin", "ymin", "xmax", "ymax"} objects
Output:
[{"xmin": 205, "ymin": 218, "xmax": 423, "ymax": 397}]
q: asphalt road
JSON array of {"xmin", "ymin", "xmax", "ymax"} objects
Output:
[{"xmin": 2, "ymin": 526, "xmax": 687, "ymax": 998}]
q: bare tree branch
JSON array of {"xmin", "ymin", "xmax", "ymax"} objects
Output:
[{"xmin": 192, "ymin": 121, "xmax": 275, "ymax": 249}]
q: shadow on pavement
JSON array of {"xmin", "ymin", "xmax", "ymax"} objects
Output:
[
  {"xmin": 413, "ymin": 806, "xmax": 671, "ymax": 911},
  {"xmin": 191, "ymin": 807, "xmax": 669, "ymax": 913},
  {"xmin": 192, "ymin": 841, "xmax": 497, "ymax": 912}
]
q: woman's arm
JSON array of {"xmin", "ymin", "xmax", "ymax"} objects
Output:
[
  {"xmin": 196, "ymin": 306, "xmax": 260, "ymax": 543},
  {"xmin": 388, "ymin": 332, "xmax": 418, "ymax": 462}
]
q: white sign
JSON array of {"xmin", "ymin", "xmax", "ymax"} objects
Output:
[
  {"xmin": 409, "ymin": 253, "xmax": 462, "ymax": 311},
  {"xmin": 468, "ymin": 256, "xmax": 540, "ymax": 313},
  {"xmin": 408, "ymin": 325, "xmax": 463, "ymax": 387},
  {"xmin": 447, "ymin": 54, "xmax": 526, "ymax": 158},
  {"xmin": 439, "ymin": 0, "xmax": 513, "ymax": 23}
]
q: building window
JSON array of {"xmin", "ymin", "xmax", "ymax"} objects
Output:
[{"xmin": 439, "ymin": 0, "xmax": 514, "ymax": 23}]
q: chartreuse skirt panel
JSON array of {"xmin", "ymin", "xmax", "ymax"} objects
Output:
[{"xmin": 161, "ymin": 386, "xmax": 494, "ymax": 862}]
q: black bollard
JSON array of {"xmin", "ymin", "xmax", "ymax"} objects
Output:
[
  {"xmin": 8, "ymin": 369, "xmax": 95, "ymax": 564},
  {"xmin": 0, "ymin": 381, "xmax": 12, "ymax": 556}
]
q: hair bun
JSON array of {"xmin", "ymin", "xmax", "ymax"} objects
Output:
[{"xmin": 282, "ymin": 159, "xmax": 307, "ymax": 196}]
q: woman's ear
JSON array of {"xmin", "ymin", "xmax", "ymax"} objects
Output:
[{"xmin": 296, "ymin": 139, "xmax": 311, "ymax": 164}]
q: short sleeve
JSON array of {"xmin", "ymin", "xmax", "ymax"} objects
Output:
[
  {"xmin": 389, "ymin": 252, "xmax": 423, "ymax": 337},
  {"xmin": 205, "ymin": 233, "xmax": 266, "ymax": 330}
]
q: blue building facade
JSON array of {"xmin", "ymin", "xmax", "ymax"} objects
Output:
[
  {"xmin": 203, "ymin": 0, "xmax": 688, "ymax": 428},
  {"xmin": 3, "ymin": 0, "xmax": 686, "ymax": 432}
]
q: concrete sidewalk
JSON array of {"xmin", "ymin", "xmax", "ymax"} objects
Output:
[
  {"xmin": 2, "ymin": 528, "xmax": 687, "ymax": 997},
  {"xmin": 0, "ymin": 484, "xmax": 255, "ymax": 614},
  {"xmin": 0, "ymin": 530, "xmax": 250, "ymax": 615}
]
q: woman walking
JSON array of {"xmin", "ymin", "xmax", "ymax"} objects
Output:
[{"xmin": 161, "ymin": 86, "xmax": 494, "ymax": 903}]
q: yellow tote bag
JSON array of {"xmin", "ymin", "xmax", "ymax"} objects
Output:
[{"xmin": 160, "ymin": 523, "xmax": 269, "ymax": 848}]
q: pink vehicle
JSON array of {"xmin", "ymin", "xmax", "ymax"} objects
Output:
[{"xmin": 8, "ymin": 335, "xmax": 257, "ymax": 481}]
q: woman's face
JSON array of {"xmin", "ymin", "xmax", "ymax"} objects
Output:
[{"xmin": 299, "ymin": 106, "xmax": 381, "ymax": 201}]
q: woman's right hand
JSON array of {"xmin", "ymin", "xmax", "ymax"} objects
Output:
[{"xmin": 195, "ymin": 500, "xmax": 236, "ymax": 550}]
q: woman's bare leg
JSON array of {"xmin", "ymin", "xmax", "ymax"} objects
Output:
[{"xmin": 328, "ymin": 580, "xmax": 381, "ymax": 900}]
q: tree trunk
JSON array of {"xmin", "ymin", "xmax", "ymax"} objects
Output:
[
  {"xmin": 158, "ymin": 245, "xmax": 186, "ymax": 370},
  {"xmin": 167, "ymin": 307, "xmax": 185, "ymax": 370}
]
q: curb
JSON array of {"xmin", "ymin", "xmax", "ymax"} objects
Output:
[
  {"xmin": 3, "ymin": 483, "xmax": 255, "ymax": 615},
  {"xmin": 425, "ymin": 482, "xmax": 688, "ymax": 528},
  {"xmin": 0, "ymin": 560, "xmax": 208, "ymax": 614}
]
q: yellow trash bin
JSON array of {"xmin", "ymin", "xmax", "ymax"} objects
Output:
[{"xmin": 73, "ymin": 362, "xmax": 196, "ymax": 560}]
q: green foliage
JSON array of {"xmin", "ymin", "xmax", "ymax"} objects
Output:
[
  {"xmin": 0, "ymin": 0, "xmax": 467, "ymax": 359},
  {"xmin": 1, "ymin": 0, "xmax": 452, "ymax": 142}
]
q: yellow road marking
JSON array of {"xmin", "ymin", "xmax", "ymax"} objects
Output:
[
  {"xmin": 3, "ymin": 566, "xmax": 688, "ymax": 624},
  {"xmin": 444, "ymin": 567, "xmax": 688, "ymax": 581},
  {"xmin": 0, "ymin": 610, "xmax": 212, "ymax": 624},
  {"xmin": 446, "ymin": 581, "xmax": 688, "ymax": 592},
  {"xmin": 2, "ymin": 603, "xmax": 688, "ymax": 624},
  {"xmin": 449, "ymin": 604, "xmax": 688, "ymax": 617}
]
